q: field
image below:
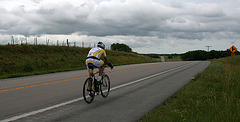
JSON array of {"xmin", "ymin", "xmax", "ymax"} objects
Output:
[
  {"xmin": 0, "ymin": 44, "xmax": 159, "ymax": 79},
  {"xmin": 164, "ymin": 56, "xmax": 182, "ymax": 62},
  {"xmin": 141, "ymin": 55, "xmax": 240, "ymax": 121}
]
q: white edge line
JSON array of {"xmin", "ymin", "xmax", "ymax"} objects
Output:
[
  {"xmin": 110, "ymin": 63, "xmax": 192, "ymax": 91},
  {"xmin": 1, "ymin": 98, "xmax": 84, "ymax": 122},
  {"xmin": 1, "ymin": 63, "xmax": 194, "ymax": 122}
]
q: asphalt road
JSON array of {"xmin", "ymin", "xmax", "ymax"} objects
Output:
[{"xmin": 0, "ymin": 61, "xmax": 210, "ymax": 122}]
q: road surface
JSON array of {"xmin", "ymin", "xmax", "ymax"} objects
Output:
[{"xmin": 0, "ymin": 61, "xmax": 210, "ymax": 122}]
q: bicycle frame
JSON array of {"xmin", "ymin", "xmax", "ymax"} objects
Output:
[{"xmin": 83, "ymin": 70, "xmax": 111, "ymax": 103}]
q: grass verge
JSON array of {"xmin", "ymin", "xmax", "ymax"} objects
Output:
[
  {"xmin": 0, "ymin": 44, "xmax": 159, "ymax": 79},
  {"xmin": 140, "ymin": 55, "xmax": 240, "ymax": 121}
]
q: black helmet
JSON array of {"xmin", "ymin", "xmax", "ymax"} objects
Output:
[{"xmin": 97, "ymin": 42, "xmax": 105, "ymax": 49}]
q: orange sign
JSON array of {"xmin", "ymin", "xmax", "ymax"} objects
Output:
[{"xmin": 229, "ymin": 45, "xmax": 237, "ymax": 53}]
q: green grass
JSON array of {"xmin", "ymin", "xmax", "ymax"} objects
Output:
[
  {"xmin": 164, "ymin": 56, "xmax": 182, "ymax": 62},
  {"xmin": 140, "ymin": 55, "xmax": 240, "ymax": 121},
  {"xmin": 0, "ymin": 44, "xmax": 159, "ymax": 79}
]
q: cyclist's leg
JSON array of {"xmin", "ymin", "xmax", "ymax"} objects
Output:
[
  {"xmin": 93, "ymin": 59, "xmax": 105, "ymax": 81},
  {"xmin": 99, "ymin": 63, "xmax": 105, "ymax": 78},
  {"xmin": 86, "ymin": 59, "xmax": 94, "ymax": 90},
  {"xmin": 86, "ymin": 59, "xmax": 95, "ymax": 77}
]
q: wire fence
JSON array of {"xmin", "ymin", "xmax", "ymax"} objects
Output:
[{"xmin": 7, "ymin": 36, "xmax": 111, "ymax": 50}]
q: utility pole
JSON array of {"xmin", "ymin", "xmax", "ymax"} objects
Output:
[
  {"xmin": 205, "ymin": 46, "xmax": 212, "ymax": 60},
  {"xmin": 205, "ymin": 46, "xmax": 212, "ymax": 52}
]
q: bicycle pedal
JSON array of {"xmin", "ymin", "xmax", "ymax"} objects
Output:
[{"xmin": 89, "ymin": 92, "xmax": 94, "ymax": 97}]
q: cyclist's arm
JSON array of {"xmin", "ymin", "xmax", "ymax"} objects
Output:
[
  {"xmin": 104, "ymin": 57, "xmax": 113, "ymax": 69},
  {"xmin": 102, "ymin": 49, "xmax": 113, "ymax": 69}
]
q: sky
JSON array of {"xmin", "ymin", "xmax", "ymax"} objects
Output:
[{"xmin": 0, "ymin": 0, "xmax": 240, "ymax": 54}]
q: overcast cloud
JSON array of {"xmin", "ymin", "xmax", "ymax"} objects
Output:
[{"xmin": 0, "ymin": 0, "xmax": 240, "ymax": 53}]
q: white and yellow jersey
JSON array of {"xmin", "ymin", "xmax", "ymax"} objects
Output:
[{"xmin": 87, "ymin": 47, "xmax": 106, "ymax": 59}]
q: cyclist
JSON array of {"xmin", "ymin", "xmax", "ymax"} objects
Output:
[{"xmin": 86, "ymin": 42, "xmax": 113, "ymax": 91}]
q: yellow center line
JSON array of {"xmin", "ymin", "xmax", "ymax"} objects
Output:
[{"xmin": 0, "ymin": 63, "xmax": 166, "ymax": 93}]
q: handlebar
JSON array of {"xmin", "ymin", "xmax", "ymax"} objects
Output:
[{"xmin": 105, "ymin": 62, "xmax": 114, "ymax": 69}]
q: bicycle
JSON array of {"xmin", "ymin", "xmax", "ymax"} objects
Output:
[{"xmin": 83, "ymin": 70, "xmax": 111, "ymax": 104}]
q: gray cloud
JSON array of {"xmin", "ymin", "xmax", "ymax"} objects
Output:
[{"xmin": 0, "ymin": 0, "xmax": 240, "ymax": 53}]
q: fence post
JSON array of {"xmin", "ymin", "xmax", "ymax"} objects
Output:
[
  {"xmin": 11, "ymin": 36, "xmax": 14, "ymax": 45},
  {"xmin": 67, "ymin": 39, "xmax": 69, "ymax": 47},
  {"xmin": 34, "ymin": 38, "xmax": 38, "ymax": 45}
]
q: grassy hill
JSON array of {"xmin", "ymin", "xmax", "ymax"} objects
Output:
[{"xmin": 0, "ymin": 44, "xmax": 159, "ymax": 79}]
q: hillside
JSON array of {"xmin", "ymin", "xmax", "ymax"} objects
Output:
[{"xmin": 0, "ymin": 44, "xmax": 159, "ymax": 79}]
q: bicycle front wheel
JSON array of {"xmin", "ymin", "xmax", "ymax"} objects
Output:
[
  {"xmin": 83, "ymin": 78, "xmax": 95, "ymax": 103},
  {"xmin": 100, "ymin": 74, "xmax": 110, "ymax": 98}
]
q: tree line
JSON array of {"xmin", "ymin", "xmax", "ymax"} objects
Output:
[
  {"xmin": 181, "ymin": 50, "xmax": 240, "ymax": 61},
  {"xmin": 110, "ymin": 43, "xmax": 132, "ymax": 52},
  {"xmin": 142, "ymin": 49, "xmax": 239, "ymax": 61}
]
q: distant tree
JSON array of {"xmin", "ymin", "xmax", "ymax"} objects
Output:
[
  {"xmin": 181, "ymin": 49, "xmax": 239, "ymax": 61},
  {"xmin": 111, "ymin": 43, "xmax": 132, "ymax": 52},
  {"xmin": 168, "ymin": 55, "xmax": 173, "ymax": 59},
  {"xmin": 209, "ymin": 50, "xmax": 220, "ymax": 59},
  {"xmin": 181, "ymin": 50, "xmax": 208, "ymax": 61}
]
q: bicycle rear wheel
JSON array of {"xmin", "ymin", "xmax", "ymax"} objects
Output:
[
  {"xmin": 100, "ymin": 74, "xmax": 110, "ymax": 98},
  {"xmin": 83, "ymin": 78, "xmax": 95, "ymax": 103}
]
